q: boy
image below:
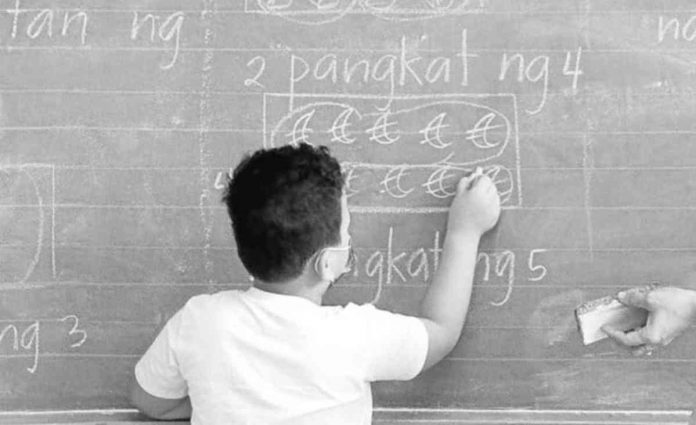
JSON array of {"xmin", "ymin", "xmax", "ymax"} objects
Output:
[{"xmin": 129, "ymin": 143, "xmax": 501, "ymax": 424}]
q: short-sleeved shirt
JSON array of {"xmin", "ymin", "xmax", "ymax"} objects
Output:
[{"xmin": 135, "ymin": 287, "xmax": 428, "ymax": 425}]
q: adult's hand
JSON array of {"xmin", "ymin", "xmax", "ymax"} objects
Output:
[{"xmin": 602, "ymin": 286, "xmax": 696, "ymax": 356}]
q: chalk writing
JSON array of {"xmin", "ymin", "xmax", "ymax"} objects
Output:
[
  {"xmin": 355, "ymin": 226, "xmax": 442, "ymax": 302},
  {"xmin": 246, "ymin": 0, "xmax": 486, "ymax": 25},
  {"xmin": 477, "ymin": 250, "xmax": 514, "ymax": 306},
  {"xmin": 6, "ymin": 0, "xmax": 88, "ymax": 45},
  {"xmin": 213, "ymin": 169, "xmax": 233, "ymax": 190},
  {"xmin": 0, "ymin": 315, "xmax": 87, "ymax": 374},
  {"xmin": 527, "ymin": 249, "xmax": 548, "ymax": 282},
  {"xmin": 130, "ymin": 11, "xmax": 185, "ymax": 70},
  {"xmin": 498, "ymin": 48, "xmax": 583, "ymax": 115},
  {"xmin": 60, "ymin": 315, "xmax": 87, "ymax": 348},
  {"xmin": 289, "ymin": 30, "xmax": 474, "ymax": 99},
  {"xmin": 0, "ymin": 321, "xmax": 39, "ymax": 373},
  {"xmin": 344, "ymin": 227, "xmax": 547, "ymax": 306},
  {"xmin": 245, "ymin": 56, "xmax": 267, "ymax": 89},
  {"xmin": 658, "ymin": 15, "xmax": 696, "ymax": 43},
  {"xmin": 264, "ymin": 93, "xmax": 521, "ymax": 209},
  {"xmin": 476, "ymin": 249, "xmax": 550, "ymax": 306}
]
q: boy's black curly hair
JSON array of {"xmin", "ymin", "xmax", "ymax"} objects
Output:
[{"xmin": 223, "ymin": 144, "xmax": 345, "ymax": 283}]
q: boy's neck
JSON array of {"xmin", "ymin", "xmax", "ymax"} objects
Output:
[{"xmin": 253, "ymin": 277, "xmax": 327, "ymax": 306}]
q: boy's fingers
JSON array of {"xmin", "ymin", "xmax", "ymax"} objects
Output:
[
  {"xmin": 457, "ymin": 176, "xmax": 472, "ymax": 192},
  {"xmin": 602, "ymin": 326, "xmax": 648, "ymax": 347},
  {"xmin": 617, "ymin": 288, "xmax": 653, "ymax": 310},
  {"xmin": 462, "ymin": 167, "xmax": 483, "ymax": 191},
  {"xmin": 633, "ymin": 345, "xmax": 656, "ymax": 357},
  {"xmin": 457, "ymin": 170, "xmax": 478, "ymax": 192}
]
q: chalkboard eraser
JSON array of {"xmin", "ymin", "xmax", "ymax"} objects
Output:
[{"xmin": 575, "ymin": 295, "xmax": 649, "ymax": 345}]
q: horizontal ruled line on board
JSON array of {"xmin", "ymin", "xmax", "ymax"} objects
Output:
[
  {"xmin": 0, "ymin": 281, "xmax": 244, "ymax": 290},
  {"xmin": 4, "ymin": 7, "xmax": 695, "ymax": 14},
  {"xmin": 4, "ymin": 46, "xmax": 696, "ymax": 54},
  {"xmin": 0, "ymin": 87, "xmax": 694, "ymax": 96},
  {"xmin": 4, "ymin": 164, "xmax": 696, "ymax": 172},
  {"xmin": 2, "ymin": 353, "xmax": 696, "ymax": 364},
  {"xmin": 2, "ymin": 409, "xmax": 690, "ymax": 425},
  {"xmin": 34, "ymin": 244, "xmax": 696, "ymax": 251},
  {"xmin": 0, "ymin": 353, "xmax": 140, "ymax": 359},
  {"xmin": 11, "ymin": 165, "xmax": 696, "ymax": 172},
  {"xmin": 0, "ymin": 281, "xmax": 688, "ymax": 291},
  {"xmin": 442, "ymin": 357, "xmax": 696, "ymax": 364},
  {"xmin": 0, "ymin": 9, "xmax": 693, "ymax": 24},
  {"xmin": 0, "ymin": 281, "xmax": 657, "ymax": 289},
  {"xmin": 373, "ymin": 417, "xmax": 691, "ymax": 425},
  {"xmin": 6, "ymin": 204, "xmax": 696, "ymax": 212},
  {"xmin": 0, "ymin": 320, "xmax": 692, "ymax": 332},
  {"xmin": 8, "ymin": 127, "xmax": 696, "ymax": 136},
  {"xmin": 2, "ymin": 90, "xmax": 696, "ymax": 100},
  {"xmin": 0, "ymin": 126, "xmax": 257, "ymax": 132},
  {"xmin": 5, "ymin": 46, "xmax": 609, "ymax": 54},
  {"xmin": 0, "ymin": 318, "xmax": 157, "ymax": 325}
]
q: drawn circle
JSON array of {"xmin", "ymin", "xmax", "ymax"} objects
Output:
[
  {"xmin": 370, "ymin": 0, "xmax": 478, "ymax": 22},
  {"xmin": 258, "ymin": 0, "xmax": 357, "ymax": 25},
  {"xmin": 269, "ymin": 101, "xmax": 358, "ymax": 147},
  {"xmin": 256, "ymin": 0, "xmax": 294, "ymax": 12},
  {"xmin": 361, "ymin": 0, "xmax": 397, "ymax": 12},
  {"xmin": 425, "ymin": 0, "xmax": 455, "ymax": 11},
  {"xmin": 0, "ymin": 167, "xmax": 44, "ymax": 284},
  {"xmin": 396, "ymin": 100, "xmax": 511, "ymax": 166},
  {"xmin": 483, "ymin": 165, "xmax": 514, "ymax": 205}
]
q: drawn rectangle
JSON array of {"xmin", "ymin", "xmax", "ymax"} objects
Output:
[
  {"xmin": 0, "ymin": 164, "xmax": 56, "ymax": 286},
  {"xmin": 263, "ymin": 93, "xmax": 521, "ymax": 212}
]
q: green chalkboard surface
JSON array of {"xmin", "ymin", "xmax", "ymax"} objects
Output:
[{"xmin": 3, "ymin": 0, "xmax": 696, "ymax": 414}]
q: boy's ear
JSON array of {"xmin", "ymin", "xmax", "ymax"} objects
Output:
[{"xmin": 314, "ymin": 250, "xmax": 334, "ymax": 282}]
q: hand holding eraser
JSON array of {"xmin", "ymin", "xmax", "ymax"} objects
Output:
[{"xmin": 575, "ymin": 284, "xmax": 658, "ymax": 345}]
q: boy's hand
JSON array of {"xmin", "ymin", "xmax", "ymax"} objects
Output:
[
  {"xmin": 447, "ymin": 169, "xmax": 501, "ymax": 238},
  {"xmin": 602, "ymin": 286, "xmax": 696, "ymax": 356}
]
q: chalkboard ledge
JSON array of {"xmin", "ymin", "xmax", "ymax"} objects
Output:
[{"xmin": 1, "ymin": 408, "xmax": 692, "ymax": 424}]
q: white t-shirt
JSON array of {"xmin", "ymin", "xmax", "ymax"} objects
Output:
[{"xmin": 135, "ymin": 287, "xmax": 428, "ymax": 425}]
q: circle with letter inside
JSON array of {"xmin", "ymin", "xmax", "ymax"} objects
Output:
[{"xmin": 0, "ymin": 167, "xmax": 45, "ymax": 285}]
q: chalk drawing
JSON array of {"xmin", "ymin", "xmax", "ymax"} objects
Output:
[
  {"xmin": 0, "ymin": 164, "xmax": 55, "ymax": 285},
  {"xmin": 330, "ymin": 107, "xmax": 360, "ymax": 145},
  {"xmin": 419, "ymin": 112, "xmax": 451, "ymax": 149},
  {"xmin": 381, "ymin": 165, "xmax": 414, "ymax": 198},
  {"xmin": 245, "ymin": 0, "xmax": 486, "ymax": 25},
  {"xmin": 267, "ymin": 95, "xmax": 513, "ymax": 165},
  {"xmin": 263, "ymin": 93, "xmax": 521, "ymax": 211}
]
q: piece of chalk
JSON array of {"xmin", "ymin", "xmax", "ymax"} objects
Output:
[
  {"xmin": 467, "ymin": 167, "xmax": 484, "ymax": 190},
  {"xmin": 575, "ymin": 288, "xmax": 654, "ymax": 345}
]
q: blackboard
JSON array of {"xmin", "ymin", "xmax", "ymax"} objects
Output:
[{"xmin": 3, "ymin": 0, "xmax": 696, "ymax": 415}]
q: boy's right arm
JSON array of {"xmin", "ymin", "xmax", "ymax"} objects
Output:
[{"xmin": 418, "ymin": 172, "xmax": 501, "ymax": 371}]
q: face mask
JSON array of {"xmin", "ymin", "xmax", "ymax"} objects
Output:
[{"xmin": 314, "ymin": 237, "xmax": 356, "ymax": 286}]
